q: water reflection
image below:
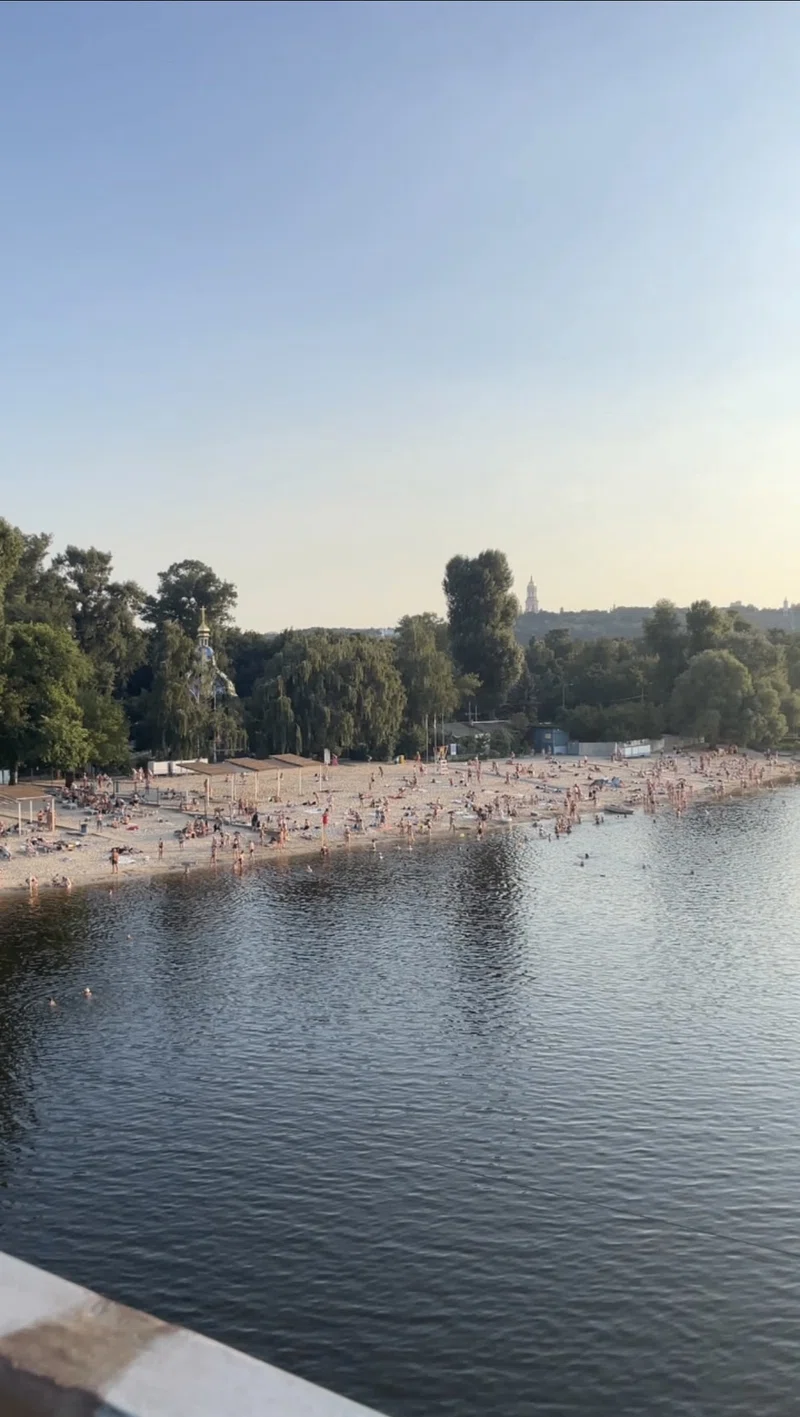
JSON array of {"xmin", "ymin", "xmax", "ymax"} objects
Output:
[{"xmin": 2, "ymin": 796, "xmax": 800, "ymax": 1415}]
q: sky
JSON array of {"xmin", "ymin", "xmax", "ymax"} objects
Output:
[{"xmin": 2, "ymin": 0, "xmax": 800, "ymax": 629}]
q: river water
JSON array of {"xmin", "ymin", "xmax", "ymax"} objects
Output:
[{"xmin": 2, "ymin": 792, "xmax": 800, "ymax": 1415}]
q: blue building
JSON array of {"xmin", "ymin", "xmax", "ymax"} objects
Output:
[{"xmin": 532, "ymin": 725, "xmax": 570, "ymax": 755}]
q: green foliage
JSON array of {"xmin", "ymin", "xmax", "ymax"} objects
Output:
[
  {"xmin": 248, "ymin": 632, "xmax": 406, "ymax": 759},
  {"xmin": 527, "ymin": 599, "xmax": 798, "ymax": 750},
  {"xmin": 525, "ymin": 637, "xmax": 564, "ymax": 719},
  {"xmin": 505, "ymin": 665, "xmax": 537, "ymax": 722},
  {"xmin": 569, "ymin": 638, "xmax": 648, "ymax": 709},
  {"xmin": 454, "ymin": 732, "xmax": 489, "ymax": 759},
  {"xmin": 140, "ymin": 620, "xmax": 205, "ymax": 758},
  {"xmin": 395, "ymin": 613, "xmax": 460, "ymax": 730},
  {"xmin": 543, "ymin": 628, "xmax": 573, "ymax": 666},
  {"xmin": 488, "ymin": 726, "xmax": 519, "ymax": 757},
  {"xmin": 642, "ymin": 599, "xmax": 687, "ymax": 702},
  {"xmin": 526, "ymin": 635, "xmax": 648, "ymax": 723},
  {"xmin": 781, "ymin": 634, "xmax": 800, "ymax": 691},
  {"xmin": 3, "ymin": 532, "xmax": 74, "ymax": 630},
  {"xmin": 222, "ymin": 628, "xmax": 278, "ymax": 698},
  {"xmin": 52, "ymin": 545, "xmax": 145, "ymax": 692},
  {"xmin": 78, "ymin": 684, "xmax": 132, "ymax": 772},
  {"xmin": 685, "ymin": 600, "xmax": 734, "ymax": 656},
  {"xmin": 0, "ymin": 520, "xmax": 23, "ymax": 627},
  {"xmin": 1, "ymin": 519, "xmax": 795, "ymax": 773},
  {"xmin": 444, "ymin": 550, "xmax": 523, "ymax": 711},
  {"xmin": 566, "ymin": 700, "xmax": 663, "ymax": 744},
  {"xmin": 249, "ymin": 674, "xmax": 302, "ymax": 756},
  {"xmin": 670, "ymin": 649, "xmax": 789, "ymax": 747},
  {"xmin": 144, "ymin": 559, "xmax": 237, "ymax": 638},
  {"xmin": 0, "ymin": 623, "xmax": 90, "ymax": 775}
]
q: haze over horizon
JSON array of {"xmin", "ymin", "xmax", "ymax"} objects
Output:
[{"xmin": 3, "ymin": 0, "xmax": 800, "ymax": 628}]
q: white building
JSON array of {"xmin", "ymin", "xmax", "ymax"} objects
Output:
[{"xmin": 525, "ymin": 577, "xmax": 539, "ymax": 614}]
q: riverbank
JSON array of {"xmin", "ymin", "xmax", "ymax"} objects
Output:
[{"xmin": 1, "ymin": 749, "xmax": 797, "ymax": 897}]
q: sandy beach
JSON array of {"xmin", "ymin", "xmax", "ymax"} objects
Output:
[{"xmin": 1, "ymin": 749, "xmax": 798, "ymax": 898}]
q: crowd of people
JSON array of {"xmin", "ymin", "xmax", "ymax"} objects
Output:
[{"xmin": 2, "ymin": 746, "xmax": 798, "ymax": 897}]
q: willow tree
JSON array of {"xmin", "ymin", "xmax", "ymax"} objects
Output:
[
  {"xmin": 143, "ymin": 621, "xmax": 205, "ymax": 758},
  {"xmin": 248, "ymin": 632, "xmax": 405, "ymax": 759}
]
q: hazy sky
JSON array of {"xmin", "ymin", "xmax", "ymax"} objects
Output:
[{"xmin": 3, "ymin": 0, "xmax": 800, "ymax": 628}]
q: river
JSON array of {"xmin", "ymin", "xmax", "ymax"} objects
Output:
[{"xmin": 2, "ymin": 791, "xmax": 800, "ymax": 1415}]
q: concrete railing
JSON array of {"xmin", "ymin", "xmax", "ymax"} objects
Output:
[{"xmin": 0, "ymin": 1249, "xmax": 385, "ymax": 1415}]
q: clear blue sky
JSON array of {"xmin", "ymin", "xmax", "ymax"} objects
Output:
[{"xmin": 2, "ymin": 0, "xmax": 800, "ymax": 627}]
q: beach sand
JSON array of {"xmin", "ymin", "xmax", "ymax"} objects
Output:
[{"xmin": 1, "ymin": 749, "xmax": 797, "ymax": 898}]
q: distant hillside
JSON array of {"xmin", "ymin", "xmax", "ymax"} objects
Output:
[{"xmin": 515, "ymin": 604, "xmax": 799, "ymax": 645}]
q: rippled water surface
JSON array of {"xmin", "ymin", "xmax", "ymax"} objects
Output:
[{"xmin": 3, "ymin": 793, "xmax": 800, "ymax": 1415}]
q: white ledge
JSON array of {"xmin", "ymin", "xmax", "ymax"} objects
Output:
[{"xmin": 0, "ymin": 1250, "xmax": 384, "ymax": 1416}]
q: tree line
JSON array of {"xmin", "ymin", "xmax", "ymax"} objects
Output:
[
  {"xmin": 0, "ymin": 519, "xmax": 797, "ymax": 780},
  {"xmin": 527, "ymin": 599, "xmax": 800, "ymax": 748}
]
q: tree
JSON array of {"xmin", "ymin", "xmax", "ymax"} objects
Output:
[
  {"xmin": 0, "ymin": 624, "xmax": 89, "ymax": 779},
  {"xmin": 222, "ymin": 628, "xmax": 279, "ymax": 699},
  {"xmin": 526, "ymin": 636, "xmax": 571, "ymax": 719},
  {"xmin": 141, "ymin": 620, "xmax": 205, "ymax": 758},
  {"xmin": 779, "ymin": 633, "xmax": 800, "ymax": 692},
  {"xmin": 0, "ymin": 520, "xmax": 23, "ymax": 629},
  {"xmin": 3, "ymin": 532, "xmax": 73, "ymax": 629},
  {"xmin": 505, "ymin": 663, "xmax": 537, "ymax": 723},
  {"xmin": 543, "ymin": 628, "xmax": 573, "ymax": 667},
  {"xmin": 643, "ymin": 599, "xmax": 687, "ymax": 703},
  {"xmin": 748, "ymin": 679, "xmax": 788, "ymax": 747},
  {"xmin": 567, "ymin": 637, "xmax": 648, "ymax": 711},
  {"xmin": 685, "ymin": 600, "xmax": 733, "ymax": 657},
  {"xmin": 79, "ymin": 684, "xmax": 132, "ymax": 772},
  {"xmin": 247, "ymin": 675, "xmax": 302, "ymax": 756},
  {"xmin": 567, "ymin": 699, "xmax": 663, "ymax": 743},
  {"xmin": 248, "ymin": 632, "xmax": 405, "ymax": 759},
  {"xmin": 395, "ymin": 614, "xmax": 460, "ymax": 731},
  {"xmin": 443, "ymin": 551, "xmax": 523, "ymax": 711},
  {"xmin": 670, "ymin": 649, "xmax": 754, "ymax": 746},
  {"xmin": 52, "ymin": 545, "xmax": 145, "ymax": 691},
  {"xmin": 145, "ymin": 560, "xmax": 237, "ymax": 638}
]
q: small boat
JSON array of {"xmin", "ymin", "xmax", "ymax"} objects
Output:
[{"xmin": 604, "ymin": 804, "xmax": 634, "ymax": 816}]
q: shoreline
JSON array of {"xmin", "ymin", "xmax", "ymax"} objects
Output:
[{"xmin": 1, "ymin": 751, "xmax": 798, "ymax": 904}]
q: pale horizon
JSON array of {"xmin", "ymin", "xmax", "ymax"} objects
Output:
[{"xmin": 3, "ymin": 1, "xmax": 800, "ymax": 628}]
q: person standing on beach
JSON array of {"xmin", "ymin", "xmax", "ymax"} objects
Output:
[{"xmin": 110, "ymin": 848, "xmax": 119, "ymax": 875}]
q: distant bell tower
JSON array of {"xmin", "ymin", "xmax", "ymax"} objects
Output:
[{"xmin": 525, "ymin": 577, "xmax": 539, "ymax": 614}]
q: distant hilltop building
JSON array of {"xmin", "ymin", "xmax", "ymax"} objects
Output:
[{"xmin": 525, "ymin": 577, "xmax": 539, "ymax": 615}]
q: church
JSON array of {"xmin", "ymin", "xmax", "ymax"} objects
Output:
[{"xmin": 188, "ymin": 608, "xmax": 237, "ymax": 705}]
